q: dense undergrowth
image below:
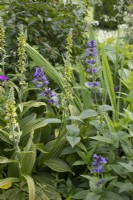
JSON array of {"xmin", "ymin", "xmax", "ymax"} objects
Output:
[{"xmin": 0, "ymin": 0, "xmax": 133, "ymax": 200}]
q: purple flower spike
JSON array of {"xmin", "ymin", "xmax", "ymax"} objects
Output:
[
  {"xmin": 87, "ymin": 40, "xmax": 97, "ymax": 48},
  {"xmin": 86, "ymin": 59, "xmax": 97, "ymax": 65},
  {"xmin": 87, "ymin": 68, "xmax": 98, "ymax": 73},
  {"xmin": 92, "ymin": 165, "xmax": 103, "ymax": 174},
  {"xmin": 34, "ymin": 67, "xmax": 49, "ymax": 88},
  {"xmin": 96, "ymin": 179, "xmax": 105, "ymax": 186},
  {"xmin": 92, "ymin": 154, "xmax": 107, "ymax": 165},
  {"xmin": 0, "ymin": 75, "xmax": 9, "ymax": 81},
  {"xmin": 34, "ymin": 68, "xmax": 44, "ymax": 77},
  {"xmin": 91, "ymin": 154, "xmax": 107, "ymax": 174},
  {"xmin": 87, "ymin": 81, "xmax": 100, "ymax": 88}
]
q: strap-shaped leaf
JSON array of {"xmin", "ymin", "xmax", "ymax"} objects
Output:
[
  {"xmin": 102, "ymin": 50, "xmax": 116, "ymax": 112},
  {"xmin": 22, "ymin": 174, "xmax": 35, "ymax": 200}
]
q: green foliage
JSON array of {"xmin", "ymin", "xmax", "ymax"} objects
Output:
[
  {"xmin": 1, "ymin": 0, "xmax": 89, "ymax": 64},
  {"xmin": 94, "ymin": 0, "xmax": 121, "ymax": 29},
  {"xmin": 0, "ymin": 4, "xmax": 133, "ymax": 199}
]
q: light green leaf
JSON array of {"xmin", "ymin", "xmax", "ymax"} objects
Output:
[
  {"xmin": 22, "ymin": 174, "xmax": 35, "ymax": 200},
  {"xmin": 66, "ymin": 136, "xmax": 80, "ymax": 148},
  {"xmin": 90, "ymin": 136, "xmax": 113, "ymax": 144},
  {"xmin": 65, "ymin": 116, "xmax": 83, "ymax": 123},
  {"xmin": 124, "ymin": 109, "xmax": 133, "ymax": 120},
  {"xmin": 43, "ymin": 118, "xmax": 61, "ymax": 124},
  {"xmin": 102, "ymin": 50, "xmax": 116, "ymax": 110},
  {"xmin": 73, "ymin": 160, "xmax": 85, "ymax": 166},
  {"xmin": 119, "ymin": 182, "xmax": 133, "ymax": 193},
  {"xmin": 118, "ymin": 162, "xmax": 133, "ymax": 172},
  {"xmin": 98, "ymin": 105, "xmax": 112, "ymax": 112},
  {"xmin": 86, "ymin": 192, "xmax": 101, "ymax": 200},
  {"xmin": 101, "ymin": 191, "xmax": 123, "ymax": 200},
  {"xmin": 72, "ymin": 190, "xmax": 89, "ymax": 199},
  {"xmin": 66, "ymin": 125, "xmax": 80, "ymax": 136},
  {"xmin": 20, "ymin": 143, "xmax": 36, "ymax": 174},
  {"xmin": 80, "ymin": 109, "xmax": 97, "ymax": 119},
  {"xmin": 0, "ymin": 156, "xmax": 17, "ymax": 164}
]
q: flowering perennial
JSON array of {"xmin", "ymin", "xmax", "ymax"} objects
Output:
[
  {"xmin": 0, "ymin": 75, "xmax": 9, "ymax": 81},
  {"xmin": 86, "ymin": 40, "xmax": 99, "ymax": 88},
  {"xmin": 34, "ymin": 67, "xmax": 58, "ymax": 105},
  {"xmin": 92, "ymin": 154, "xmax": 107, "ymax": 174}
]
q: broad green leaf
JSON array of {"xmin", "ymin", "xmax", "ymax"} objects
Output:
[
  {"xmin": 102, "ymin": 50, "xmax": 116, "ymax": 111},
  {"xmin": 66, "ymin": 136, "xmax": 80, "ymax": 148},
  {"xmin": 18, "ymin": 101, "xmax": 46, "ymax": 115},
  {"xmin": 118, "ymin": 162, "xmax": 133, "ymax": 172},
  {"xmin": 20, "ymin": 143, "xmax": 36, "ymax": 174},
  {"xmin": 98, "ymin": 105, "xmax": 112, "ymax": 112},
  {"xmin": 90, "ymin": 136, "xmax": 113, "ymax": 144},
  {"xmin": 66, "ymin": 125, "xmax": 80, "ymax": 136},
  {"xmin": 65, "ymin": 116, "xmax": 83, "ymax": 123},
  {"xmin": 80, "ymin": 109, "xmax": 97, "ymax": 119},
  {"xmin": 35, "ymin": 143, "xmax": 47, "ymax": 153},
  {"xmin": 101, "ymin": 191, "xmax": 123, "ymax": 200},
  {"xmin": 44, "ymin": 158, "xmax": 73, "ymax": 173},
  {"xmin": 85, "ymin": 192, "xmax": 101, "ymax": 200},
  {"xmin": 43, "ymin": 118, "xmax": 61, "ymax": 124},
  {"xmin": 22, "ymin": 174, "xmax": 35, "ymax": 200},
  {"xmin": 72, "ymin": 190, "xmax": 89, "ymax": 199},
  {"xmin": 119, "ymin": 182, "xmax": 133, "ymax": 193}
]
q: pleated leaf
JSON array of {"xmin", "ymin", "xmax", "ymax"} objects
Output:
[
  {"xmin": 22, "ymin": 174, "xmax": 35, "ymax": 200},
  {"xmin": 102, "ymin": 50, "xmax": 116, "ymax": 110},
  {"xmin": 44, "ymin": 158, "xmax": 73, "ymax": 173}
]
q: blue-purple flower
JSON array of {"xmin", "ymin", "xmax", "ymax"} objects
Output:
[
  {"xmin": 87, "ymin": 40, "xmax": 97, "ymax": 48},
  {"xmin": 96, "ymin": 179, "xmax": 105, "ymax": 186},
  {"xmin": 33, "ymin": 67, "xmax": 58, "ymax": 105},
  {"xmin": 92, "ymin": 154, "xmax": 107, "ymax": 166},
  {"xmin": 92, "ymin": 165, "xmax": 103, "ymax": 174},
  {"xmin": 41, "ymin": 88, "xmax": 58, "ymax": 105},
  {"xmin": 34, "ymin": 68, "xmax": 49, "ymax": 87},
  {"xmin": 0, "ymin": 75, "xmax": 9, "ymax": 81},
  {"xmin": 87, "ymin": 81, "xmax": 100, "ymax": 88},
  {"xmin": 86, "ymin": 68, "xmax": 98, "ymax": 73},
  {"xmin": 86, "ymin": 59, "xmax": 97, "ymax": 65},
  {"xmin": 91, "ymin": 154, "xmax": 107, "ymax": 174}
]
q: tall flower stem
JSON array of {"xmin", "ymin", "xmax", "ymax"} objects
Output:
[
  {"xmin": 0, "ymin": 17, "xmax": 6, "ymax": 74},
  {"xmin": 5, "ymin": 87, "xmax": 21, "ymax": 176}
]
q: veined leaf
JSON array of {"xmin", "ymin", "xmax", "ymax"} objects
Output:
[
  {"xmin": 80, "ymin": 109, "xmax": 97, "ymax": 119},
  {"xmin": 22, "ymin": 174, "xmax": 35, "ymax": 200},
  {"xmin": 20, "ymin": 143, "xmax": 36, "ymax": 174},
  {"xmin": 44, "ymin": 158, "xmax": 73, "ymax": 174},
  {"xmin": 90, "ymin": 136, "xmax": 113, "ymax": 144},
  {"xmin": 102, "ymin": 50, "xmax": 116, "ymax": 111},
  {"xmin": 118, "ymin": 162, "xmax": 133, "ymax": 172},
  {"xmin": 66, "ymin": 136, "xmax": 80, "ymax": 148},
  {"xmin": 43, "ymin": 118, "xmax": 61, "ymax": 124},
  {"xmin": 85, "ymin": 192, "xmax": 101, "ymax": 200}
]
